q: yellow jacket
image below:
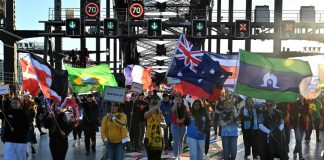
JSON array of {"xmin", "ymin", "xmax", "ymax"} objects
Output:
[{"xmin": 101, "ymin": 113, "xmax": 128, "ymax": 143}]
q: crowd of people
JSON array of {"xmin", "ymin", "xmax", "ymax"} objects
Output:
[{"xmin": 0, "ymin": 89, "xmax": 323, "ymax": 160}]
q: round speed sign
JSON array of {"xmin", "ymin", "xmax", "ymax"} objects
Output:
[
  {"xmin": 85, "ymin": 2, "xmax": 100, "ymax": 18},
  {"xmin": 129, "ymin": 2, "xmax": 144, "ymax": 19}
]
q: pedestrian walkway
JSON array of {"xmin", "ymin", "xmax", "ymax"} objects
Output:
[{"xmin": 0, "ymin": 129, "xmax": 323, "ymax": 160}]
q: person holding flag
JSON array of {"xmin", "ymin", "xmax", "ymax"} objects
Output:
[
  {"xmin": 1, "ymin": 98, "xmax": 31, "ymax": 160},
  {"xmin": 44, "ymin": 104, "xmax": 73, "ymax": 160}
]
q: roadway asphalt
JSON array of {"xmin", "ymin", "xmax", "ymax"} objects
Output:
[{"xmin": 0, "ymin": 128, "xmax": 323, "ymax": 160}]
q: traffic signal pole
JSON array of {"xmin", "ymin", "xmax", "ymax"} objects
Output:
[
  {"xmin": 54, "ymin": 0, "xmax": 62, "ymax": 69},
  {"xmin": 228, "ymin": 0, "xmax": 233, "ymax": 53},
  {"xmin": 216, "ymin": 0, "xmax": 221, "ymax": 54},
  {"xmin": 245, "ymin": 0, "xmax": 252, "ymax": 51},
  {"xmin": 106, "ymin": 0, "xmax": 110, "ymax": 64},
  {"xmin": 274, "ymin": 0, "xmax": 283, "ymax": 54}
]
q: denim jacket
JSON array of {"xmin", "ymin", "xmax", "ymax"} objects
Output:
[{"xmin": 220, "ymin": 109, "xmax": 238, "ymax": 137}]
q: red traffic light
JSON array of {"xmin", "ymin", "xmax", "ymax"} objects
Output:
[{"xmin": 239, "ymin": 23, "xmax": 247, "ymax": 32}]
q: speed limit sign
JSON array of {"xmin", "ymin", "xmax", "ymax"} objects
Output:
[
  {"xmin": 129, "ymin": 2, "xmax": 144, "ymax": 20},
  {"xmin": 84, "ymin": 1, "xmax": 100, "ymax": 19}
]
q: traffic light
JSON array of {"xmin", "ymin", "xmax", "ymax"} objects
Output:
[
  {"xmin": 281, "ymin": 20, "xmax": 295, "ymax": 38},
  {"xmin": 235, "ymin": 20, "xmax": 250, "ymax": 38},
  {"xmin": 147, "ymin": 19, "xmax": 162, "ymax": 37},
  {"xmin": 0, "ymin": 17, "xmax": 4, "ymax": 29},
  {"xmin": 192, "ymin": 19, "xmax": 207, "ymax": 38},
  {"xmin": 65, "ymin": 18, "xmax": 81, "ymax": 36},
  {"xmin": 103, "ymin": 18, "xmax": 118, "ymax": 37}
]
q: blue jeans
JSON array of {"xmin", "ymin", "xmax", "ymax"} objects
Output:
[
  {"xmin": 293, "ymin": 127, "xmax": 305, "ymax": 157},
  {"xmin": 221, "ymin": 136, "xmax": 238, "ymax": 160},
  {"xmin": 106, "ymin": 142, "xmax": 125, "ymax": 160},
  {"xmin": 171, "ymin": 124, "xmax": 186, "ymax": 156},
  {"xmin": 187, "ymin": 137, "xmax": 205, "ymax": 160}
]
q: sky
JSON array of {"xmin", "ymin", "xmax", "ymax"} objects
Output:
[{"xmin": 2, "ymin": 0, "xmax": 324, "ymax": 71}]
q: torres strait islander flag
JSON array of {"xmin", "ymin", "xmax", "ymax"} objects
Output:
[
  {"xmin": 235, "ymin": 50, "xmax": 312, "ymax": 102},
  {"xmin": 20, "ymin": 53, "xmax": 68, "ymax": 103},
  {"xmin": 124, "ymin": 64, "xmax": 152, "ymax": 91}
]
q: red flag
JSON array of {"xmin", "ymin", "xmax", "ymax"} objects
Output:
[
  {"xmin": 174, "ymin": 81, "xmax": 221, "ymax": 101},
  {"xmin": 20, "ymin": 54, "xmax": 68, "ymax": 103},
  {"xmin": 141, "ymin": 67, "xmax": 152, "ymax": 91},
  {"xmin": 21, "ymin": 58, "xmax": 41, "ymax": 96}
]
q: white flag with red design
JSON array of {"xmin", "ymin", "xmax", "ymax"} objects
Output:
[{"xmin": 20, "ymin": 53, "xmax": 68, "ymax": 103}]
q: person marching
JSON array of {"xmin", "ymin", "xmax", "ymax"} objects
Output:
[
  {"xmin": 144, "ymin": 96, "xmax": 166, "ymax": 160},
  {"xmin": 22, "ymin": 92, "xmax": 37, "ymax": 155},
  {"xmin": 219, "ymin": 94, "xmax": 238, "ymax": 160},
  {"xmin": 60, "ymin": 95, "xmax": 82, "ymax": 147},
  {"xmin": 305, "ymin": 98, "xmax": 322, "ymax": 142},
  {"xmin": 171, "ymin": 93, "xmax": 188, "ymax": 160},
  {"xmin": 101, "ymin": 102, "xmax": 128, "ymax": 160},
  {"xmin": 44, "ymin": 105, "xmax": 73, "ymax": 160},
  {"xmin": 186, "ymin": 100, "xmax": 209, "ymax": 160},
  {"xmin": 291, "ymin": 96, "xmax": 309, "ymax": 160},
  {"xmin": 82, "ymin": 94, "xmax": 100, "ymax": 155},
  {"xmin": 160, "ymin": 93, "xmax": 174, "ymax": 150},
  {"xmin": 239, "ymin": 97, "xmax": 259, "ymax": 159},
  {"xmin": 258, "ymin": 101, "xmax": 287, "ymax": 160},
  {"xmin": 1, "ymin": 98, "xmax": 31, "ymax": 160},
  {"xmin": 34, "ymin": 93, "xmax": 47, "ymax": 135}
]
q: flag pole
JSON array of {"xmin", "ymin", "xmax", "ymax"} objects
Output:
[
  {"xmin": 0, "ymin": 105, "xmax": 14, "ymax": 132},
  {"xmin": 46, "ymin": 98, "xmax": 65, "ymax": 137},
  {"xmin": 233, "ymin": 50, "xmax": 241, "ymax": 92}
]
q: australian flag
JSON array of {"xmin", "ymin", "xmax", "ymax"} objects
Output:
[{"xmin": 167, "ymin": 34, "xmax": 231, "ymax": 94}]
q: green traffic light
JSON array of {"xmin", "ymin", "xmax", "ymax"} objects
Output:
[
  {"xmin": 107, "ymin": 22, "xmax": 114, "ymax": 29},
  {"xmin": 68, "ymin": 21, "xmax": 77, "ymax": 29},
  {"xmin": 150, "ymin": 22, "xmax": 159, "ymax": 30},
  {"xmin": 196, "ymin": 23, "xmax": 204, "ymax": 30}
]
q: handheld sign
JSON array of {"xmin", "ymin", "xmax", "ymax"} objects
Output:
[
  {"xmin": 103, "ymin": 87, "xmax": 126, "ymax": 103},
  {"xmin": 0, "ymin": 84, "xmax": 9, "ymax": 95},
  {"xmin": 131, "ymin": 82, "xmax": 143, "ymax": 93},
  {"xmin": 167, "ymin": 77, "xmax": 180, "ymax": 84}
]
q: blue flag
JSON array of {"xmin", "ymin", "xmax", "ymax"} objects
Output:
[{"xmin": 167, "ymin": 35, "xmax": 230, "ymax": 93}]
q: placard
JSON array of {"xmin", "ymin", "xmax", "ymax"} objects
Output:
[
  {"xmin": 131, "ymin": 82, "xmax": 143, "ymax": 93},
  {"xmin": 103, "ymin": 86, "xmax": 126, "ymax": 103},
  {"xmin": 0, "ymin": 84, "xmax": 9, "ymax": 95},
  {"xmin": 167, "ymin": 77, "xmax": 180, "ymax": 84}
]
